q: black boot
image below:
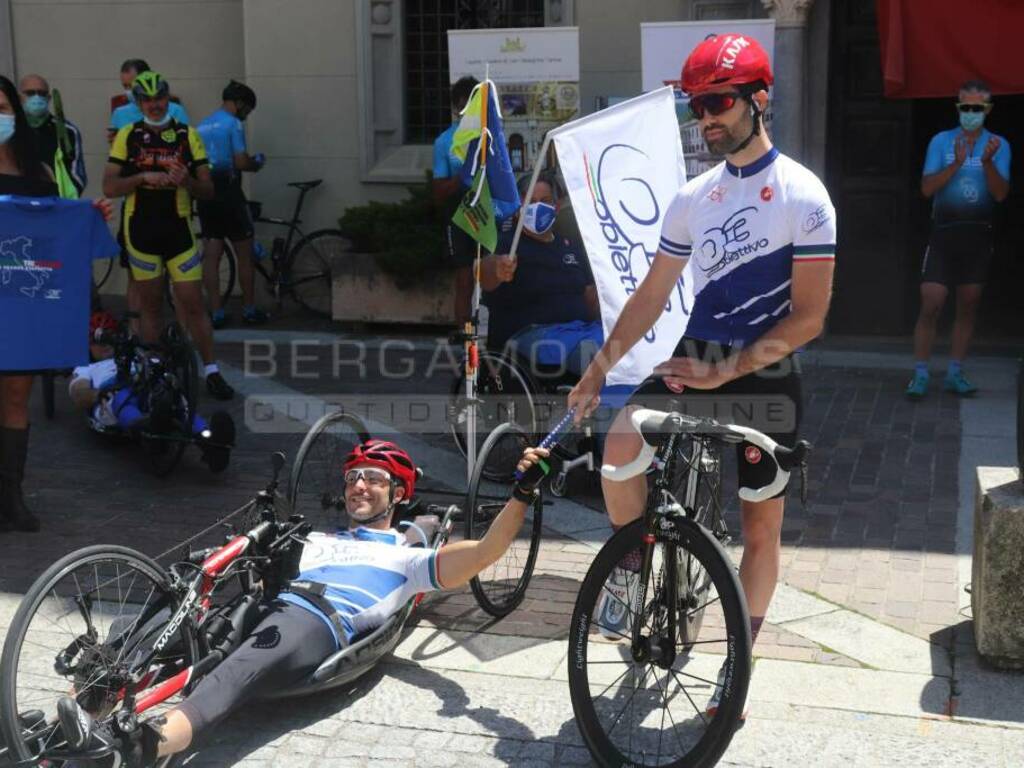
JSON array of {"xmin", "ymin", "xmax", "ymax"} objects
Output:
[{"xmin": 0, "ymin": 426, "xmax": 40, "ymax": 532}]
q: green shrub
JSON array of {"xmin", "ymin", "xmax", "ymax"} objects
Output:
[{"xmin": 338, "ymin": 178, "xmax": 452, "ymax": 291}]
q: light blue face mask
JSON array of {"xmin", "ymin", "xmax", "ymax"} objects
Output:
[
  {"xmin": 23, "ymin": 94, "xmax": 49, "ymax": 118},
  {"xmin": 0, "ymin": 114, "xmax": 15, "ymax": 144},
  {"xmin": 523, "ymin": 202, "xmax": 557, "ymax": 235},
  {"xmin": 959, "ymin": 111, "xmax": 985, "ymax": 132},
  {"xmin": 143, "ymin": 114, "xmax": 170, "ymax": 128}
]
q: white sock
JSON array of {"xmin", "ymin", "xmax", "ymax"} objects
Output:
[{"xmin": 204, "ymin": 363, "xmax": 220, "ymax": 377}]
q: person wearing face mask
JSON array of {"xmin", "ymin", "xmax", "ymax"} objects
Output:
[
  {"xmin": 479, "ymin": 172, "xmax": 600, "ymax": 371},
  {"xmin": 103, "ymin": 71, "xmax": 234, "ymax": 402},
  {"xmin": 19, "ymin": 74, "xmax": 87, "ymax": 196},
  {"xmin": 109, "ymin": 61, "xmax": 189, "ymax": 141},
  {"xmin": 906, "ymin": 79, "xmax": 1011, "ymax": 399},
  {"xmin": 196, "ymin": 80, "xmax": 267, "ymax": 328}
]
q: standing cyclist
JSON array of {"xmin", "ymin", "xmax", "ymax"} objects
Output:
[
  {"xmin": 568, "ymin": 35, "xmax": 837, "ymax": 715},
  {"xmin": 197, "ymin": 80, "xmax": 268, "ymax": 328},
  {"xmin": 906, "ymin": 79, "xmax": 1011, "ymax": 398},
  {"xmin": 103, "ymin": 71, "xmax": 234, "ymax": 401}
]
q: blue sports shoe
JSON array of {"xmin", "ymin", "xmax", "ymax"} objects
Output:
[
  {"xmin": 905, "ymin": 372, "xmax": 929, "ymax": 400},
  {"xmin": 944, "ymin": 370, "xmax": 978, "ymax": 396}
]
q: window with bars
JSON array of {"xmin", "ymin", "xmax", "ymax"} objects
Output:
[{"xmin": 404, "ymin": 0, "xmax": 546, "ymax": 145}]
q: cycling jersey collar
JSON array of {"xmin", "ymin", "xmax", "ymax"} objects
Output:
[{"xmin": 725, "ymin": 146, "xmax": 779, "ymax": 179}]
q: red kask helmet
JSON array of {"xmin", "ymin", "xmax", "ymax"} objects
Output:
[
  {"xmin": 343, "ymin": 439, "xmax": 417, "ymax": 499},
  {"xmin": 89, "ymin": 310, "xmax": 117, "ymax": 338},
  {"xmin": 680, "ymin": 34, "xmax": 774, "ymax": 96}
]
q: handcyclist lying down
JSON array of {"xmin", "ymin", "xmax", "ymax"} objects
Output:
[
  {"xmin": 57, "ymin": 438, "xmax": 552, "ymax": 767},
  {"xmin": 67, "ymin": 311, "xmax": 235, "ymax": 471}
]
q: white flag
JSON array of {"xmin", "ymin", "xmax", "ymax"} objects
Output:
[{"xmin": 552, "ymin": 87, "xmax": 689, "ymax": 387}]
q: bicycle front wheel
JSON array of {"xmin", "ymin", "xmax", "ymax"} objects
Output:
[
  {"xmin": 288, "ymin": 229, "xmax": 347, "ymax": 317},
  {"xmin": 567, "ymin": 518, "xmax": 750, "ymax": 768},
  {"xmin": 465, "ymin": 422, "xmax": 542, "ymax": 617},
  {"xmin": 0, "ymin": 546, "xmax": 198, "ymax": 766},
  {"xmin": 289, "ymin": 410, "xmax": 371, "ymax": 531}
]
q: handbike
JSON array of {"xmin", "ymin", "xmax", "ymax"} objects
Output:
[{"xmin": 567, "ymin": 406, "xmax": 810, "ymax": 768}]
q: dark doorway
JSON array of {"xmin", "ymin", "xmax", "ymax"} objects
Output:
[{"xmin": 825, "ymin": 0, "xmax": 1022, "ymax": 338}]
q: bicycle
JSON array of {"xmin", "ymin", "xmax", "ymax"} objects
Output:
[
  {"xmin": 179, "ymin": 179, "xmax": 346, "ymax": 318},
  {"xmin": 567, "ymin": 406, "xmax": 809, "ymax": 768}
]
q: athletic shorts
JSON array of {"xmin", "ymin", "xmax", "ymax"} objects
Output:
[
  {"xmin": 921, "ymin": 223, "xmax": 993, "ymax": 287},
  {"xmin": 626, "ymin": 337, "xmax": 802, "ymax": 498},
  {"xmin": 198, "ymin": 173, "xmax": 254, "ymax": 241},
  {"xmin": 123, "ymin": 214, "xmax": 201, "ymax": 283}
]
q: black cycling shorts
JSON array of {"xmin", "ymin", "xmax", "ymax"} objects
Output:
[
  {"xmin": 921, "ymin": 223, "xmax": 993, "ymax": 287},
  {"xmin": 626, "ymin": 337, "xmax": 802, "ymax": 499},
  {"xmin": 197, "ymin": 173, "xmax": 255, "ymax": 242},
  {"xmin": 177, "ymin": 600, "xmax": 335, "ymax": 734}
]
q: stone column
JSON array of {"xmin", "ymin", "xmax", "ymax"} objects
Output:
[{"xmin": 761, "ymin": 0, "xmax": 814, "ymax": 160}]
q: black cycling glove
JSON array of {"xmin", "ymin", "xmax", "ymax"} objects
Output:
[{"xmin": 513, "ymin": 451, "xmax": 560, "ymax": 502}]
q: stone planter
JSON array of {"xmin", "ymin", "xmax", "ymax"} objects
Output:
[{"xmin": 331, "ymin": 252, "xmax": 456, "ymax": 325}]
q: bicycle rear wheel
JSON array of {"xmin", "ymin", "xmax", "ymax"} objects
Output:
[
  {"xmin": 567, "ymin": 518, "xmax": 750, "ymax": 768},
  {"xmin": 289, "ymin": 410, "xmax": 371, "ymax": 531},
  {"xmin": 465, "ymin": 422, "xmax": 543, "ymax": 617},
  {"xmin": 450, "ymin": 352, "xmax": 539, "ymax": 483},
  {"xmin": 288, "ymin": 229, "xmax": 346, "ymax": 317},
  {"xmin": 165, "ymin": 245, "xmax": 235, "ymax": 311},
  {"xmin": 94, "ymin": 256, "xmax": 114, "ymax": 290},
  {"xmin": 0, "ymin": 546, "xmax": 198, "ymax": 767}
]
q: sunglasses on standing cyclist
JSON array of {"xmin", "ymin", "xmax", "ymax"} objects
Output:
[
  {"xmin": 344, "ymin": 467, "xmax": 392, "ymax": 488},
  {"xmin": 956, "ymin": 102, "xmax": 990, "ymax": 113},
  {"xmin": 688, "ymin": 91, "xmax": 744, "ymax": 120}
]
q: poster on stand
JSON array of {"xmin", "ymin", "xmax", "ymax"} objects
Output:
[{"xmin": 448, "ymin": 27, "xmax": 580, "ymax": 174}]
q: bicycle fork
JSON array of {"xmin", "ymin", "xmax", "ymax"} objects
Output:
[{"xmin": 630, "ymin": 495, "xmax": 683, "ymax": 669}]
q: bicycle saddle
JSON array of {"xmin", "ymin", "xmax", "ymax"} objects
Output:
[{"xmin": 287, "ymin": 179, "xmax": 323, "ymax": 190}]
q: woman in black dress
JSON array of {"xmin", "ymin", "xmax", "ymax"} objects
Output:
[{"xmin": 0, "ymin": 74, "xmax": 58, "ymax": 531}]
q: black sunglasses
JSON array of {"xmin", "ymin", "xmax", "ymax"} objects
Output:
[
  {"xmin": 688, "ymin": 91, "xmax": 742, "ymax": 120},
  {"xmin": 956, "ymin": 103, "xmax": 989, "ymax": 113},
  {"xmin": 21, "ymin": 89, "xmax": 49, "ymax": 98}
]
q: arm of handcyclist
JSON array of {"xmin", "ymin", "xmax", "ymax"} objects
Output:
[
  {"xmin": 568, "ymin": 251, "xmax": 685, "ymax": 418},
  {"xmin": 434, "ymin": 446, "xmax": 550, "ymax": 588}
]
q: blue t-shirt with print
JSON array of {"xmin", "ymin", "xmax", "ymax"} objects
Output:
[
  {"xmin": 922, "ymin": 127, "xmax": 1011, "ymax": 227},
  {"xmin": 483, "ymin": 228, "xmax": 595, "ymax": 350},
  {"xmin": 197, "ymin": 108, "xmax": 246, "ymax": 173},
  {"xmin": 0, "ymin": 197, "xmax": 118, "ymax": 370}
]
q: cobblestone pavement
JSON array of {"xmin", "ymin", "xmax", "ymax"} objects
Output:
[{"xmin": 1, "ymin": 327, "xmax": 1021, "ymax": 767}]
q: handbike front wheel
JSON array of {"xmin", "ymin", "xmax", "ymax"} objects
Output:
[
  {"xmin": 567, "ymin": 518, "xmax": 750, "ymax": 768},
  {"xmin": 289, "ymin": 409, "xmax": 371, "ymax": 531},
  {"xmin": 465, "ymin": 422, "xmax": 542, "ymax": 617},
  {"xmin": 0, "ymin": 546, "xmax": 198, "ymax": 766}
]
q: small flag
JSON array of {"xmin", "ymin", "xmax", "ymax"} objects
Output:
[
  {"xmin": 451, "ymin": 81, "xmax": 520, "ymax": 221},
  {"xmin": 451, "ymin": 166, "xmax": 497, "ymax": 253}
]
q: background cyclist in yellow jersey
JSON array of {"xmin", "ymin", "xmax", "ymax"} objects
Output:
[{"xmin": 103, "ymin": 72, "xmax": 234, "ymax": 400}]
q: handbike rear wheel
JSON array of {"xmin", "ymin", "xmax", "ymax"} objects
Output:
[
  {"xmin": 144, "ymin": 323, "xmax": 200, "ymax": 477},
  {"xmin": 567, "ymin": 518, "xmax": 750, "ymax": 768},
  {"xmin": 465, "ymin": 422, "xmax": 543, "ymax": 617},
  {"xmin": 289, "ymin": 410, "xmax": 372, "ymax": 531},
  {"xmin": 0, "ymin": 546, "xmax": 198, "ymax": 766}
]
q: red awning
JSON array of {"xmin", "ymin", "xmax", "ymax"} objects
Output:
[{"xmin": 877, "ymin": 0, "xmax": 1024, "ymax": 98}]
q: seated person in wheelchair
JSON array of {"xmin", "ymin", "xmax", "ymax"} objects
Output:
[
  {"xmin": 67, "ymin": 311, "xmax": 235, "ymax": 471},
  {"xmin": 57, "ymin": 438, "xmax": 554, "ymax": 767},
  {"xmin": 480, "ymin": 172, "xmax": 601, "ymax": 377}
]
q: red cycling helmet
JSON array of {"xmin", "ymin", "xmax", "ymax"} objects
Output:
[
  {"xmin": 89, "ymin": 310, "xmax": 118, "ymax": 339},
  {"xmin": 680, "ymin": 34, "xmax": 774, "ymax": 96},
  {"xmin": 343, "ymin": 439, "xmax": 417, "ymax": 500}
]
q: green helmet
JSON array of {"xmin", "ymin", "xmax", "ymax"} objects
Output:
[{"xmin": 132, "ymin": 71, "xmax": 169, "ymax": 100}]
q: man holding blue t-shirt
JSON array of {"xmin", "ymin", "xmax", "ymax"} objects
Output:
[{"xmin": 907, "ymin": 80, "xmax": 1011, "ymax": 399}]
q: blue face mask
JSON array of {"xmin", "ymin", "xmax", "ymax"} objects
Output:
[
  {"xmin": 0, "ymin": 114, "xmax": 15, "ymax": 144},
  {"xmin": 143, "ymin": 114, "xmax": 170, "ymax": 128},
  {"xmin": 23, "ymin": 94, "xmax": 49, "ymax": 118},
  {"xmin": 523, "ymin": 202, "xmax": 557, "ymax": 235},
  {"xmin": 959, "ymin": 111, "xmax": 985, "ymax": 132}
]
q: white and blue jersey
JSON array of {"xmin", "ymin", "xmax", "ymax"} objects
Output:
[
  {"xmin": 279, "ymin": 528, "xmax": 440, "ymax": 648},
  {"xmin": 197, "ymin": 108, "xmax": 247, "ymax": 174},
  {"xmin": 658, "ymin": 148, "xmax": 836, "ymax": 348},
  {"xmin": 922, "ymin": 127, "xmax": 1010, "ymax": 228}
]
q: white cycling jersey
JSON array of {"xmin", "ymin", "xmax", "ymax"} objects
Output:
[
  {"xmin": 278, "ymin": 527, "xmax": 440, "ymax": 648},
  {"xmin": 658, "ymin": 148, "xmax": 836, "ymax": 347}
]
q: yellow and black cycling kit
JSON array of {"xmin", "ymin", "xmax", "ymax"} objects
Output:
[{"xmin": 108, "ymin": 120, "xmax": 209, "ymax": 283}]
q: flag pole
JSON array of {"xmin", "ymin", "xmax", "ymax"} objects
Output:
[
  {"xmin": 465, "ymin": 65, "xmax": 490, "ymax": 483},
  {"xmin": 507, "ymin": 132, "xmax": 552, "ymax": 262}
]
